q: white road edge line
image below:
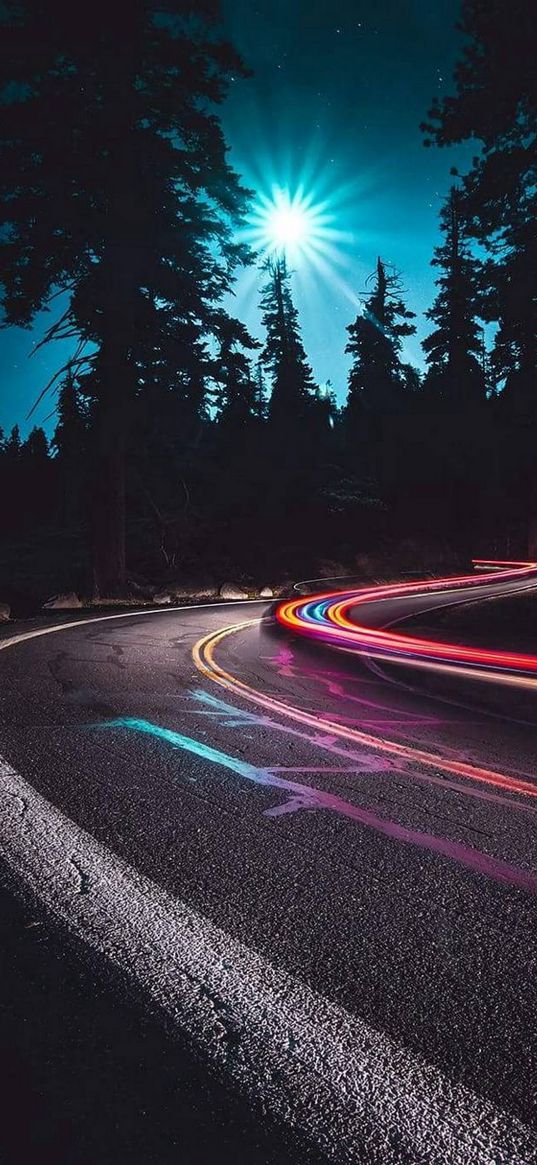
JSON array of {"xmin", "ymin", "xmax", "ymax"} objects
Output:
[
  {"xmin": 0, "ymin": 601, "xmax": 536, "ymax": 1163},
  {"xmin": 1, "ymin": 755, "xmax": 536, "ymax": 1164},
  {"xmin": 0, "ymin": 597, "xmax": 268, "ymax": 654}
]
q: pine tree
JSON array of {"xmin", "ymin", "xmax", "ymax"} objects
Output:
[
  {"xmin": 423, "ymin": 188, "xmax": 485, "ymax": 407},
  {"xmin": 0, "ymin": 0, "xmax": 251, "ymax": 595},
  {"xmin": 422, "ymin": 0, "xmax": 537, "ymax": 414},
  {"xmin": 318, "ymin": 379, "xmax": 338, "ymax": 426},
  {"xmin": 489, "ymin": 248, "xmax": 537, "ymax": 412},
  {"xmin": 214, "ymin": 318, "xmax": 260, "ymax": 429},
  {"xmin": 345, "ymin": 257, "xmax": 416, "ymax": 421},
  {"xmin": 52, "ymin": 366, "xmax": 89, "ymax": 521},
  {"xmin": 53, "ymin": 368, "xmax": 88, "ymax": 462},
  {"xmin": 22, "ymin": 426, "xmax": 49, "ymax": 463},
  {"xmin": 253, "ymin": 358, "xmax": 268, "ymax": 421},
  {"xmin": 4, "ymin": 426, "xmax": 22, "ymax": 460},
  {"xmin": 401, "ymin": 364, "xmax": 422, "ymax": 395},
  {"xmin": 260, "ymin": 258, "xmax": 316, "ymax": 429}
]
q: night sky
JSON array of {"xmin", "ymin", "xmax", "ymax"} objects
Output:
[{"xmin": 0, "ymin": 0, "xmax": 469, "ymax": 437}]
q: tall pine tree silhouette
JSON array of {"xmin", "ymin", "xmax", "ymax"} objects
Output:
[
  {"xmin": 53, "ymin": 366, "xmax": 89, "ymax": 522},
  {"xmin": 3, "ymin": 426, "xmax": 22, "ymax": 462},
  {"xmin": 214, "ymin": 317, "xmax": 260, "ymax": 430},
  {"xmin": 22, "ymin": 427, "xmax": 49, "ymax": 464},
  {"xmin": 345, "ymin": 258, "xmax": 416, "ymax": 422},
  {"xmin": 422, "ymin": 0, "xmax": 537, "ymax": 415},
  {"xmin": 344, "ymin": 259, "xmax": 416, "ymax": 499},
  {"xmin": 0, "ymin": 0, "xmax": 251, "ymax": 594},
  {"xmin": 423, "ymin": 187, "xmax": 485, "ymax": 407},
  {"xmin": 253, "ymin": 358, "xmax": 268, "ymax": 421},
  {"xmin": 260, "ymin": 257, "xmax": 316, "ymax": 430}
]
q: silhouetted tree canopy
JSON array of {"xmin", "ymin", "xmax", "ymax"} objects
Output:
[
  {"xmin": 423, "ymin": 0, "xmax": 537, "ymax": 416},
  {"xmin": 423, "ymin": 187, "xmax": 485, "ymax": 408},
  {"xmin": 0, "ymin": 0, "xmax": 252, "ymax": 594},
  {"xmin": 2, "ymin": 0, "xmax": 537, "ymax": 606},
  {"xmin": 345, "ymin": 257, "xmax": 416, "ymax": 419},
  {"xmin": 261, "ymin": 257, "xmax": 317, "ymax": 429},
  {"xmin": 213, "ymin": 316, "xmax": 260, "ymax": 429}
]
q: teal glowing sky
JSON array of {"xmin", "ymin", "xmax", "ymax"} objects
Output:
[{"xmin": 0, "ymin": 0, "xmax": 469, "ymax": 435}]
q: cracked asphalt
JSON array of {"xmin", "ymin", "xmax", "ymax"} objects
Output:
[{"xmin": 1, "ymin": 590, "xmax": 537, "ymax": 1163}]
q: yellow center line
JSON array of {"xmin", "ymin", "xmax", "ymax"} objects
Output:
[{"xmin": 192, "ymin": 618, "xmax": 537, "ymax": 800}]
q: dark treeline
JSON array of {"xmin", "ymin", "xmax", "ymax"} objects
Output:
[{"xmin": 0, "ymin": 0, "xmax": 535, "ymax": 607}]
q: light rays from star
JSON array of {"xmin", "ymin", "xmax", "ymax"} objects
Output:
[
  {"xmin": 234, "ymin": 178, "xmax": 363, "ymax": 360},
  {"xmin": 246, "ymin": 185, "xmax": 338, "ymax": 264},
  {"xmin": 243, "ymin": 180, "xmax": 359, "ymax": 286},
  {"xmin": 228, "ymin": 154, "xmax": 379, "ymax": 399}
]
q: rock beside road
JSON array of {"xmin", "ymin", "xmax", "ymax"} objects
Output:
[
  {"xmin": 152, "ymin": 590, "xmax": 173, "ymax": 605},
  {"xmin": 43, "ymin": 592, "xmax": 83, "ymax": 610},
  {"xmin": 0, "ymin": 602, "xmax": 10, "ymax": 622},
  {"xmin": 170, "ymin": 579, "xmax": 218, "ymax": 600},
  {"xmin": 219, "ymin": 582, "xmax": 249, "ymax": 600},
  {"xmin": 37, "ymin": 580, "xmax": 280, "ymax": 614}
]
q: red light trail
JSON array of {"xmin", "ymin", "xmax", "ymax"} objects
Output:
[
  {"xmin": 275, "ymin": 559, "xmax": 537, "ymax": 687},
  {"xmin": 192, "ymin": 562, "xmax": 537, "ymax": 891}
]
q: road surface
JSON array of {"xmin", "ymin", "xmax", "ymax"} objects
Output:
[{"xmin": 1, "ymin": 564, "xmax": 537, "ymax": 1163}]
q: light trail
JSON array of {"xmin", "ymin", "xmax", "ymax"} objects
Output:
[
  {"xmin": 191, "ymin": 567, "xmax": 537, "ymax": 891},
  {"xmin": 192, "ymin": 670, "xmax": 537, "ymax": 804},
  {"xmin": 276, "ymin": 559, "xmax": 537, "ymax": 687},
  {"xmin": 192, "ymin": 560, "xmax": 537, "ymax": 808},
  {"xmin": 105, "ymin": 717, "xmax": 537, "ymax": 895}
]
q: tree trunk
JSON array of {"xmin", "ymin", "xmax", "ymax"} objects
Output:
[
  {"xmin": 91, "ymin": 336, "xmax": 129, "ymax": 599},
  {"xmin": 527, "ymin": 486, "xmax": 537, "ymax": 561}
]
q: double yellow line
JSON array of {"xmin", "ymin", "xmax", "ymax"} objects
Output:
[{"xmin": 193, "ymin": 618, "xmax": 537, "ymax": 801}]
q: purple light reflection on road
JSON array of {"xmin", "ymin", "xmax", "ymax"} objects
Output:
[{"xmin": 103, "ymin": 715, "xmax": 537, "ymax": 896}]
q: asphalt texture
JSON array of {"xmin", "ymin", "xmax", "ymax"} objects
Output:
[{"xmin": 1, "ymin": 579, "xmax": 537, "ymax": 1162}]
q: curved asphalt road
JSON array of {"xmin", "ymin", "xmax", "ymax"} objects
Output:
[{"xmin": 2, "ymin": 570, "xmax": 537, "ymax": 1163}]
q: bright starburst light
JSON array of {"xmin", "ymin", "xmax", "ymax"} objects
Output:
[
  {"xmin": 234, "ymin": 171, "xmax": 364, "ymax": 375},
  {"xmin": 266, "ymin": 198, "xmax": 314, "ymax": 252},
  {"xmin": 247, "ymin": 186, "xmax": 336, "ymax": 264}
]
